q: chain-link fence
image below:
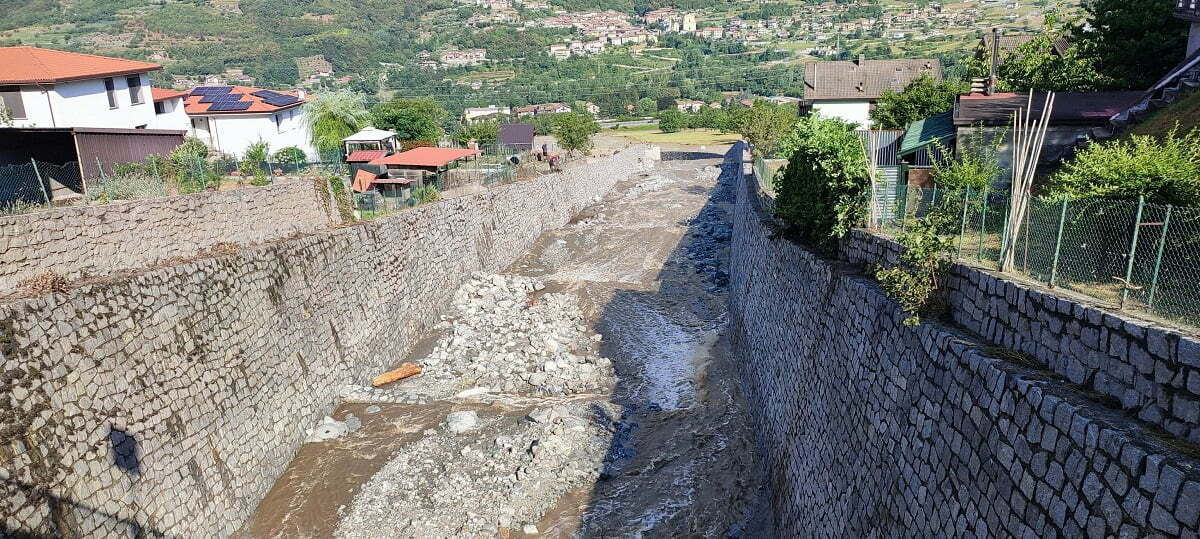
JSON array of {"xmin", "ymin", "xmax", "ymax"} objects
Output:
[
  {"xmin": 871, "ymin": 185, "xmax": 1200, "ymax": 328},
  {"xmin": 0, "ymin": 155, "xmax": 353, "ymax": 217},
  {"xmin": 0, "ymin": 160, "xmax": 83, "ymax": 213}
]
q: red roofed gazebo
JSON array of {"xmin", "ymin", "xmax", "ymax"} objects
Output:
[{"xmin": 367, "ymin": 146, "xmax": 482, "ymax": 191}]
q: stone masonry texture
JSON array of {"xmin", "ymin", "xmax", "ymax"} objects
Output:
[
  {"xmin": 0, "ymin": 179, "xmax": 339, "ymax": 292},
  {"xmin": 0, "ymin": 148, "xmax": 650, "ymax": 537},
  {"xmin": 726, "ymin": 143, "xmax": 1200, "ymax": 538},
  {"xmin": 842, "ymin": 230, "xmax": 1200, "ymax": 444}
]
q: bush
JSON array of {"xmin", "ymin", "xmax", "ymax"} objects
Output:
[
  {"xmin": 1048, "ymin": 126, "xmax": 1200, "ymax": 205},
  {"xmin": 272, "ymin": 146, "xmax": 308, "ymax": 165},
  {"xmin": 772, "ymin": 114, "xmax": 870, "ymax": 255},
  {"xmin": 931, "ymin": 126, "xmax": 1006, "ymax": 191},
  {"xmin": 169, "ymin": 138, "xmax": 216, "ymax": 193},
  {"xmin": 876, "ymin": 211, "xmax": 957, "ymax": 326}
]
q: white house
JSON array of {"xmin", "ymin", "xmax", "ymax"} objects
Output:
[
  {"xmin": 0, "ymin": 46, "xmax": 164, "ymax": 129},
  {"xmin": 183, "ymin": 85, "xmax": 317, "ymax": 160},
  {"xmin": 149, "ymin": 88, "xmax": 189, "ymax": 130},
  {"xmin": 802, "ymin": 56, "xmax": 942, "ymax": 128}
]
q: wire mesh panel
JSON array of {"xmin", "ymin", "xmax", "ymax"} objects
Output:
[
  {"xmin": 1052, "ymin": 198, "xmax": 1138, "ymax": 305},
  {"xmin": 0, "ymin": 161, "xmax": 55, "ymax": 207},
  {"xmin": 868, "ymin": 185, "xmax": 1200, "ymax": 328}
]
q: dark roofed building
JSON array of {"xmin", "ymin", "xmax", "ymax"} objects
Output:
[
  {"xmin": 949, "ymin": 91, "xmax": 1144, "ymax": 186},
  {"xmin": 803, "ymin": 56, "xmax": 941, "ymax": 128},
  {"xmin": 976, "ymin": 34, "xmax": 1072, "ymax": 62},
  {"xmin": 498, "ymin": 123, "xmax": 535, "ymax": 152},
  {"xmin": 953, "ymin": 92, "xmax": 1144, "ymax": 127}
]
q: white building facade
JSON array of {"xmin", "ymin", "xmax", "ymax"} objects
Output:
[
  {"xmin": 183, "ymin": 86, "xmax": 317, "ymax": 160},
  {"xmin": 0, "ymin": 47, "xmax": 165, "ymax": 129}
]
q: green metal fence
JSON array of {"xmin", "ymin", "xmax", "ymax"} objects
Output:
[{"xmin": 872, "ymin": 185, "xmax": 1200, "ymax": 328}]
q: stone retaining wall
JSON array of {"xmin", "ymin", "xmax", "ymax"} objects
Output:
[
  {"xmin": 0, "ymin": 147, "xmax": 651, "ymax": 537},
  {"xmin": 0, "ymin": 180, "xmax": 338, "ymax": 292},
  {"xmin": 843, "ymin": 230, "xmax": 1200, "ymax": 444},
  {"xmin": 727, "ymin": 143, "xmax": 1200, "ymax": 537}
]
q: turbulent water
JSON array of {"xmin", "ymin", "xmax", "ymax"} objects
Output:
[{"xmin": 241, "ymin": 147, "xmax": 769, "ymax": 538}]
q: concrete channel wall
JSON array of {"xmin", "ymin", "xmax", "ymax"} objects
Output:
[
  {"xmin": 726, "ymin": 144, "xmax": 1200, "ymax": 537},
  {"xmin": 0, "ymin": 180, "xmax": 339, "ymax": 292},
  {"xmin": 0, "ymin": 147, "xmax": 652, "ymax": 537}
]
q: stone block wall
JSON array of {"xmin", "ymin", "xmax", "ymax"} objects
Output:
[
  {"xmin": 0, "ymin": 179, "xmax": 339, "ymax": 292},
  {"xmin": 843, "ymin": 230, "xmax": 1200, "ymax": 444},
  {"xmin": 0, "ymin": 147, "xmax": 650, "ymax": 537},
  {"xmin": 727, "ymin": 144, "xmax": 1200, "ymax": 537}
]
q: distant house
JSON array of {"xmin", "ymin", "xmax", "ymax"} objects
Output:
[
  {"xmin": 515, "ymin": 103, "xmax": 571, "ymax": 117},
  {"xmin": 463, "ymin": 105, "xmax": 511, "ymax": 123},
  {"xmin": 976, "ymin": 34, "xmax": 1071, "ymax": 65},
  {"xmin": 0, "ymin": 46, "xmax": 165, "ymax": 129},
  {"xmin": 802, "ymin": 56, "xmax": 942, "ymax": 128},
  {"xmin": 183, "ymin": 85, "xmax": 316, "ymax": 159},
  {"xmin": 675, "ymin": 99, "xmax": 705, "ymax": 113}
]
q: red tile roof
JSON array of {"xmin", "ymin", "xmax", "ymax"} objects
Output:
[
  {"xmin": 346, "ymin": 149, "xmax": 388, "ymax": 162},
  {"xmin": 369, "ymin": 147, "xmax": 481, "ymax": 167},
  {"xmin": 151, "ymin": 88, "xmax": 189, "ymax": 102},
  {"xmin": 183, "ymin": 85, "xmax": 306, "ymax": 115},
  {"xmin": 0, "ymin": 46, "xmax": 161, "ymax": 85}
]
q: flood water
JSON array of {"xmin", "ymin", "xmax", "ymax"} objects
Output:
[{"xmin": 240, "ymin": 146, "xmax": 769, "ymax": 538}]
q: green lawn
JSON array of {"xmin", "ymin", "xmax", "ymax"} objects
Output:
[{"xmin": 604, "ymin": 128, "xmax": 741, "ymax": 146}]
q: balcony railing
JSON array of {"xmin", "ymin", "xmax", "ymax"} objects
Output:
[{"xmin": 1176, "ymin": 0, "xmax": 1200, "ymax": 21}]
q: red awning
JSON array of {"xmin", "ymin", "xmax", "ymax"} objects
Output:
[
  {"xmin": 346, "ymin": 149, "xmax": 388, "ymax": 162},
  {"xmin": 369, "ymin": 147, "xmax": 481, "ymax": 167},
  {"xmin": 351, "ymin": 169, "xmax": 379, "ymax": 193}
]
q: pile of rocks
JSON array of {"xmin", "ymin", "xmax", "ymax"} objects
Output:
[
  {"xmin": 335, "ymin": 401, "xmax": 620, "ymax": 538},
  {"xmin": 418, "ymin": 273, "xmax": 615, "ymax": 397}
]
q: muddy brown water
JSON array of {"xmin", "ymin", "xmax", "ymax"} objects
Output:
[{"xmin": 241, "ymin": 147, "xmax": 769, "ymax": 538}]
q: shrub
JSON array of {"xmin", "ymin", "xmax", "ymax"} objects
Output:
[
  {"xmin": 772, "ymin": 114, "xmax": 871, "ymax": 255},
  {"xmin": 931, "ymin": 126, "xmax": 1006, "ymax": 191},
  {"xmin": 414, "ymin": 185, "xmax": 440, "ymax": 204},
  {"xmin": 1048, "ymin": 126, "xmax": 1200, "ymax": 206},
  {"xmin": 876, "ymin": 210, "xmax": 957, "ymax": 326},
  {"xmin": 169, "ymin": 138, "xmax": 216, "ymax": 193},
  {"xmin": 272, "ymin": 146, "xmax": 308, "ymax": 166}
]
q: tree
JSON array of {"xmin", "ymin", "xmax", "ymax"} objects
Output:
[
  {"xmin": 371, "ymin": 98, "xmax": 447, "ymax": 145},
  {"xmin": 306, "ymin": 90, "xmax": 371, "ymax": 160},
  {"xmin": 772, "ymin": 113, "xmax": 870, "ymax": 255},
  {"xmin": 552, "ymin": 112, "xmax": 599, "ymax": 155},
  {"xmin": 453, "ymin": 120, "xmax": 500, "ymax": 145},
  {"xmin": 994, "ymin": 32, "xmax": 1108, "ymax": 92},
  {"xmin": 0, "ymin": 106, "xmax": 11, "ymax": 127},
  {"xmin": 1070, "ymin": 0, "xmax": 1187, "ymax": 90},
  {"xmin": 657, "ymin": 109, "xmax": 686, "ymax": 133},
  {"xmin": 735, "ymin": 99, "xmax": 797, "ymax": 157},
  {"xmin": 636, "ymin": 97, "xmax": 657, "ymax": 116},
  {"xmin": 1048, "ymin": 126, "xmax": 1200, "ymax": 206},
  {"xmin": 870, "ymin": 75, "xmax": 967, "ymax": 130}
]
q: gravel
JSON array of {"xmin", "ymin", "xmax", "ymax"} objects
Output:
[
  {"xmin": 413, "ymin": 273, "xmax": 616, "ymax": 398},
  {"xmin": 334, "ymin": 401, "xmax": 621, "ymax": 538}
]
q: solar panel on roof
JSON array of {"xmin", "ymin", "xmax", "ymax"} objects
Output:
[
  {"xmin": 262, "ymin": 95, "xmax": 300, "ymax": 107},
  {"xmin": 251, "ymin": 90, "xmax": 284, "ymax": 99},
  {"xmin": 208, "ymin": 101, "xmax": 252, "ymax": 112},
  {"xmin": 191, "ymin": 86, "xmax": 234, "ymax": 96},
  {"xmin": 199, "ymin": 92, "xmax": 245, "ymax": 104}
]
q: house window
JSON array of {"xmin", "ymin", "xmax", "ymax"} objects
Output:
[
  {"xmin": 104, "ymin": 78, "xmax": 118, "ymax": 108},
  {"xmin": 274, "ymin": 113, "xmax": 282, "ymax": 133},
  {"xmin": 126, "ymin": 76, "xmax": 143, "ymax": 105},
  {"xmin": 154, "ymin": 101, "xmax": 165, "ymax": 114},
  {"xmin": 0, "ymin": 86, "xmax": 26, "ymax": 119}
]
